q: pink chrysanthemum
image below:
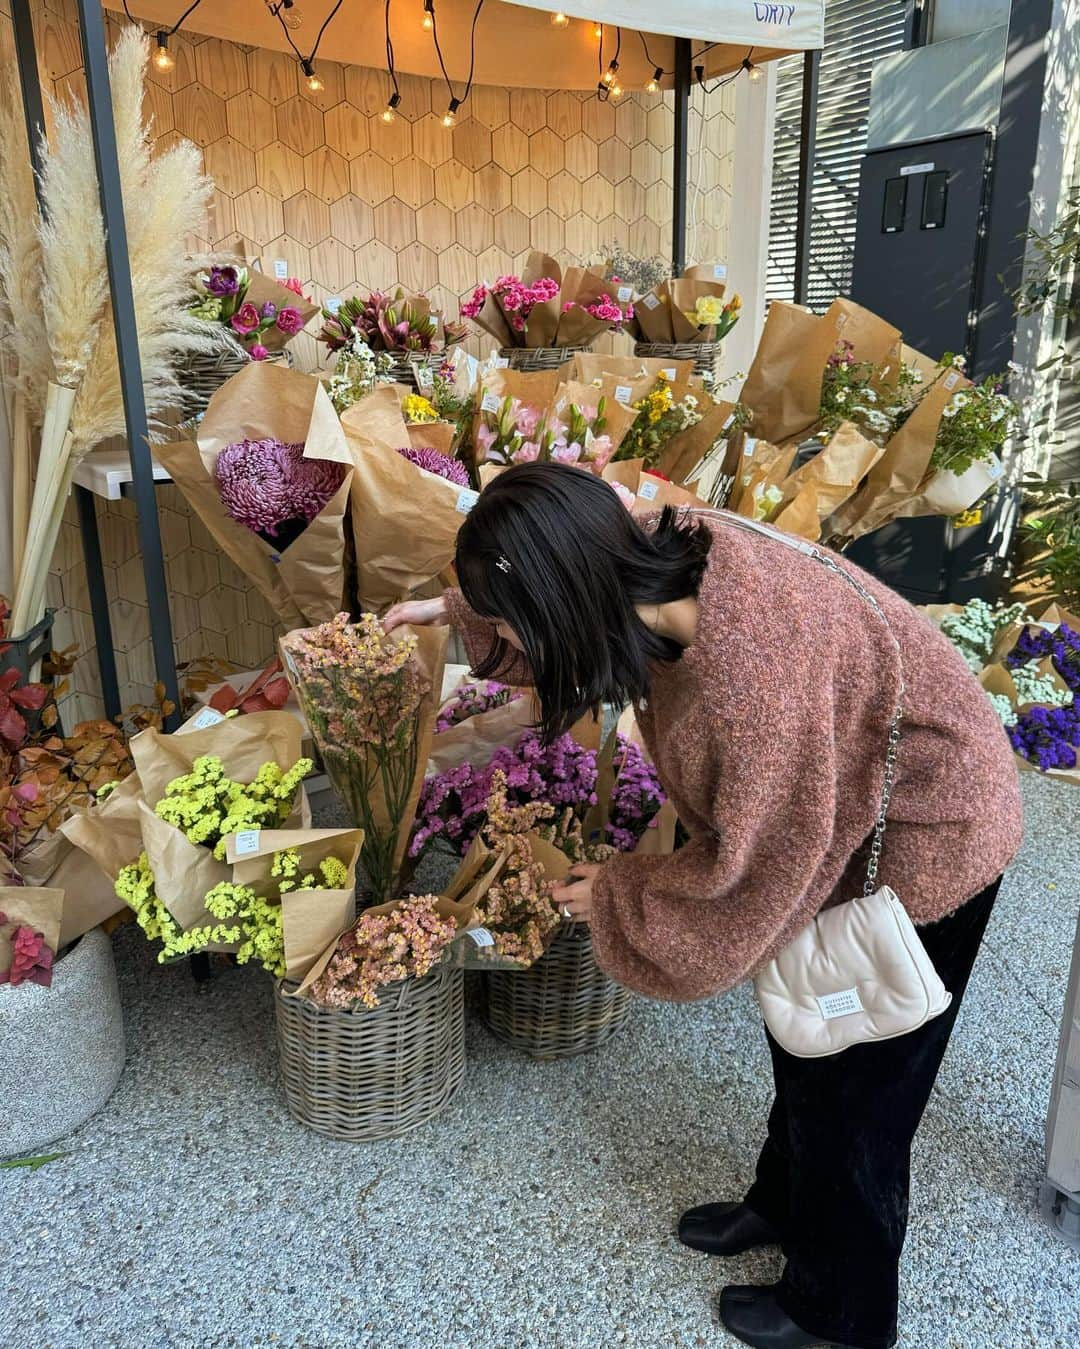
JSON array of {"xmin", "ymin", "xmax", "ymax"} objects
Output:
[
  {"xmin": 395, "ymin": 445, "xmax": 471, "ymax": 486},
  {"xmin": 216, "ymin": 437, "xmax": 346, "ymax": 539}
]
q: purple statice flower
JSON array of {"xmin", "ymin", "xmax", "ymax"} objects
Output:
[
  {"xmin": 216, "ymin": 437, "xmax": 347, "ymax": 542},
  {"xmin": 1006, "ymin": 623, "xmax": 1080, "ymax": 693},
  {"xmin": 261, "ymin": 301, "xmax": 277, "ymax": 319},
  {"xmin": 395, "ymin": 445, "xmax": 471, "ymax": 487},
  {"xmin": 435, "ymin": 680, "xmax": 522, "ymax": 732},
  {"xmin": 1007, "ymin": 702, "xmax": 1080, "ymax": 771},
  {"xmin": 606, "ymin": 733, "xmax": 667, "ymax": 852},
  {"xmin": 410, "ymin": 729, "xmax": 597, "ymax": 858}
]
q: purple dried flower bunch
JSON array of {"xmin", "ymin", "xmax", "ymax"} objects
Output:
[
  {"xmin": 410, "ymin": 728, "xmax": 598, "ymax": 858},
  {"xmin": 216, "ymin": 437, "xmax": 346, "ymax": 548},
  {"xmin": 395, "ymin": 445, "xmax": 471, "ymax": 487},
  {"xmin": 605, "ymin": 733, "xmax": 668, "ymax": 851},
  {"xmin": 1004, "ymin": 623, "xmax": 1080, "ymax": 771},
  {"xmin": 435, "ymin": 680, "xmax": 523, "ymax": 733}
]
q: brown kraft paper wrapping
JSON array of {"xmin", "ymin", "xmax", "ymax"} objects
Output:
[
  {"xmin": 634, "ymin": 283, "xmax": 676, "ymax": 342},
  {"xmin": 54, "ymin": 845, "xmax": 127, "ymax": 947},
  {"xmin": 780, "ymin": 421, "xmax": 885, "ymax": 522},
  {"xmin": 739, "ymin": 303, "xmax": 839, "ymax": 445},
  {"xmin": 656, "ymin": 400, "xmax": 738, "ymax": 486},
  {"xmin": 241, "ymin": 267, "xmax": 320, "ymax": 351},
  {"xmin": 60, "ymin": 772, "xmax": 145, "ymax": 884},
  {"xmin": 0, "ymin": 887, "xmax": 63, "ymax": 970},
  {"xmin": 343, "ymin": 388, "xmax": 476, "ymax": 610},
  {"xmin": 427, "ymin": 689, "xmax": 537, "ymax": 776},
  {"xmin": 406, "ymin": 420, "xmax": 458, "ymax": 457},
  {"xmin": 632, "ymin": 472, "xmax": 702, "ymax": 517},
  {"xmin": 227, "ymin": 826, "xmax": 363, "ymax": 979},
  {"xmin": 551, "ymin": 380, "xmax": 639, "ymax": 459},
  {"xmin": 570, "ymin": 353, "xmax": 695, "ymax": 386},
  {"xmin": 153, "ymin": 362, "xmax": 352, "ymax": 626},
  {"xmin": 667, "ymin": 278, "xmax": 727, "ymax": 343},
  {"xmin": 137, "ymin": 800, "xmax": 232, "ymax": 931}
]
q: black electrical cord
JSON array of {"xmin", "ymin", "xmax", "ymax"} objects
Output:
[
  {"xmin": 122, "ymin": 0, "xmax": 204, "ymax": 37},
  {"xmin": 429, "ymin": 0, "xmax": 486, "ymax": 108},
  {"xmin": 638, "ymin": 30, "xmax": 665, "ymax": 75},
  {"xmin": 385, "ymin": 0, "xmax": 400, "ymax": 97},
  {"xmin": 272, "ymin": 0, "xmax": 346, "ymax": 65},
  {"xmin": 595, "ymin": 24, "xmax": 623, "ymax": 102},
  {"xmin": 696, "ymin": 47, "xmax": 755, "ymax": 94}
]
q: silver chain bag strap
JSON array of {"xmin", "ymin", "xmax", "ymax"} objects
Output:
[{"xmin": 699, "ymin": 511, "xmax": 951, "ymax": 1057}]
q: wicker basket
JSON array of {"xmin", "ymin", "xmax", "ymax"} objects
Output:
[
  {"xmin": 498, "ymin": 344, "xmax": 589, "ymax": 372},
  {"xmin": 634, "ymin": 340, "xmax": 722, "ymax": 381},
  {"xmin": 275, "ymin": 959, "xmax": 466, "ymax": 1141},
  {"xmin": 484, "ymin": 920, "xmax": 631, "ymax": 1060},
  {"xmin": 178, "ymin": 343, "xmax": 251, "ymax": 418},
  {"xmin": 384, "ymin": 351, "xmax": 444, "ymax": 388}
]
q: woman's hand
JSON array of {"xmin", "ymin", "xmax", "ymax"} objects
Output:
[
  {"xmin": 383, "ymin": 595, "xmax": 449, "ymax": 633},
  {"xmin": 552, "ymin": 863, "xmax": 603, "ymax": 923}
]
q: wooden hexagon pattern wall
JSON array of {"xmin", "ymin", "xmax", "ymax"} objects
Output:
[{"xmin": 2, "ymin": 0, "xmax": 736, "ymax": 722}]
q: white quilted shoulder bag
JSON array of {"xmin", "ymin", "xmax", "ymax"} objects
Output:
[{"xmin": 701, "ymin": 511, "xmax": 952, "ymax": 1058}]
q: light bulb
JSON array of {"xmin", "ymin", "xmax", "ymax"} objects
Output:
[
  {"xmin": 551, "ymin": 11, "xmax": 569, "ymax": 26},
  {"xmin": 602, "ymin": 68, "xmax": 614, "ymax": 86},
  {"xmin": 422, "ymin": 1, "xmax": 435, "ymax": 29},
  {"xmin": 381, "ymin": 92, "xmax": 402, "ymax": 123},
  {"xmin": 748, "ymin": 63, "xmax": 762, "ymax": 82},
  {"xmin": 442, "ymin": 103, "xmax": 458, "ymax": 128},
  {"xmin": 645, "ymin": 67, "xmax": 663, "ymax": 94},
  {"xmin": 609, "ymin": 81, "xmax": 623, "ymax": 99},
  {"xmin": 307, "ymin": 72, "xmax": 324, "ymax": 92},
  {"xmin": 593, "ymin": 22, "xmax": 603, "ymax": 38},
  {"xmin": 153, "ymin": 34, "xmax": 174, "ymax": 71},
  {"xmin": 422, "ymin": 12, "xmax": 433, "ymax": 28}
]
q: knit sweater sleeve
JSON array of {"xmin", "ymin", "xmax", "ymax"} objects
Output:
[
  {"xmin": 588, "ymin": 670, "xmax": 863, "ymax": 1003},
  {"xmin": 442, "ymin": 587, "xmax": 535, "ymax": 686}
]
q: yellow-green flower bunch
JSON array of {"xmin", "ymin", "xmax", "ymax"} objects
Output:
[
  {"xmin": 272, "ymin": 847, "xmax": 349, "ymax": 894},
  {"xmin": 614, "ymin": 375, "xmax": 702, "ymax": 468},
  {"xmin": 115, "ymin": 852, "xmax": 180, "ymax": 946},
  {"xmin": 154, "ymin": 754, "xmax": 312, "ymax": 860},
  {"xmin": 401, "ymin": 392, "xmax": 439, "ymax": 424}
]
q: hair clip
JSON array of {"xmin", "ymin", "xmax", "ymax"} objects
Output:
[{"xmin": 496, "ymin": 555, "xmax": 512, "ymax": 574}]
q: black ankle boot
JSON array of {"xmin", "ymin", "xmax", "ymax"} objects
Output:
[
  {"xmin": 719, "ymin": 1284, "xmax": 856, "ymax": 1349},
  {"xmin": 677, "ymin": 1201, "xmax": 779, "ymax": 1257}
]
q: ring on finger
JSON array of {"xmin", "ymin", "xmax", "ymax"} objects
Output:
[{"xmin": 560, "ymin": 904, "xmax": 572, "ymax": 921}]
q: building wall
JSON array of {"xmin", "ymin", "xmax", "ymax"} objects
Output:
[{"xmin": 2, "ymin": 0, "xmax": 735, "ymax": 722}]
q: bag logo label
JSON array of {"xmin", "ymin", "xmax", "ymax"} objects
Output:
[
  {"xmin": 467, "ymin": 927, "xmax": 494, "ymax": 947},
  {"xmin": 816, "ymin": 987, "xmax": 864, "ymax": 1020}
]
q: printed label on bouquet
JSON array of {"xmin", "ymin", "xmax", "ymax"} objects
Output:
[
  {"xmin": 815, "ymin": 987, "xmax": 864, "ymax": 1020},
  {"xmin": 661, "ymin": 368, "xmax": 677, "ymax": 380},
  {"xmin": 325, "ymin": 296, "xmax": 342, "ymax": 314},
  {"xmin": 272, "ymin": 259, "xmax": 289, "ymax": 279},
  {"xmin": 642, "ymin": 293, "xmax": 661, "ymax": 310},
  {"xmin": 986, "ymin": 457, "xmax": 1004, "ymax": 480},
  {"xmin": 456, "ymin": 488, "xmax": 479, "ymax": 513},
  {"xmin": 480, "ymin": 392, "xmax": 501, "ymax": 413},
  {"xmin": 614, "ymin": 384, "xmax": 634, "ymax": 406},
  {"xmin": 416, "ymin": 365, "xmax": 434, "ymax": 389},
  {"xmin": 943, "ymin": 372, "xmax": 960, "ymax": 390},
  {"xmin": 189, "ymin": 706, "xmax": 224, "ymax": 730},
  {"xmin": 743, "ymin": 436, "xmax": 758, "ymax": 457},
  {"xmin": 722, "ymin": 412, "xmax": 736, "ymax": 430},
  {"xmin": 234, "ymin": 829, "xmax": 261, "ymax": 857},
  {"xmin": 638, "ymin": 479, "xmax": 660, "ymax": 501},
  {"xmin": 900, "ymin": 161, "xmax": 935, "ymax": 176},
  {"xmin": 712, "ymin": 264, "xmax": 727, "ymax": 280},
  {"xmin": 494, "ymin": 357, "xmax": 510, "ymax": 369},
  {"xmin": 466, "ymin": 927, "xmax": 495, "ymax": 948},
  {"xmin": 616, "ymin": 285, "xmax": 633, "ymax": 303}
]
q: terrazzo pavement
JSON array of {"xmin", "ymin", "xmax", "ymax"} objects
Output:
[{"xmin": 1, "ymin": 774, "xmax": 1078, "ymax": 1348}]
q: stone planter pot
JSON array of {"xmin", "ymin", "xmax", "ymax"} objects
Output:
[{"xmin": 0, "ymin": 928, "xmax": 125, "ymax": 1157}]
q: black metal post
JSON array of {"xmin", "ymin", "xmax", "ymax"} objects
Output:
[
  {"xmin": 74, "ymin": 0, "xmax": 181, "ymax": 728},
  {"xmin": 671, "ymin": 37, "xmax": 692, "ymax": 278},
  {"xmin": 74, "ymin": 487, "xmax": 123, "ymax": 721},
  {"xmin": 792, "ymin": 49, "xmax": 821, "ymax": 306},
  {"xmin": 11, "ymin": 0, "xmax": 47, "ymax": 190}
]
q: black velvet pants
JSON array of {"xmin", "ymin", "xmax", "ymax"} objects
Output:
[{"xmin": 743, "ymin": 877, "xmax": 1002, "ymax": 1349}]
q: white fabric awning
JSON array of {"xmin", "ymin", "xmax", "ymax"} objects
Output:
[{"xmin": 500, "ymin": 0, "xmax": 825, "ymax": 48}]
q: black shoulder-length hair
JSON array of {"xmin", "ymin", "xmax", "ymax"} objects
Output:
[{"xmin": 455, "ymin": 462, "xmax": 712, "ymax": 742}]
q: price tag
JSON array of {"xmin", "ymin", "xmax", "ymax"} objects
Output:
[
  {"xmin": 712, "ymin": 264, "xmax": 727, "ymax": 280},
  {"xmin": 743, "ymin": 436, "xmax": 758, "ymax": 457},
  {"xmin": 638, "ymin": 479, "xmax": 660, "ymax": 501},
  {"xmin": 661, "ymin": 367, "xmax": 677, "ymax": 380},
  {"xmin": 324, "ymin": 296, "xmax": 342, "ymax": 314},
  {"xmin": 189, "ymin": 706, "xmax": 224, "ymax": 730},
  {"xmin": 943, "ymin": 371, "xmax": 960, "ymax": 390},
  {"xmin": 616, "ymin": 285, "xmax": 633, "ymax": 303},
  {"xmin": 456, "ymin": 488, "xmax": 479, "ymax": 513},
  {"xmin": 466, "ymin": 927, "xmax": 495, "ymax": 948},
  {"xmin": 722, "ymin": 412, "xmax": 736, "ymax": 430},
  {"xmin": 986, "ymin": 457, "xmax": 1004, "ymax": 480},
  {"xmin": 415, "ymin": 365, "xmax": 434, "ymax": 389},
  {"xmin": 234, "ymin": 829, "xmax": 261, "ymax": 857},
  {"xmin": 494, "ymin": 357, "xmax": 510, "ymax": 369},
  {"xmin": 614, "ymin": 384, "xmax": 633, "ymax": 405},
  {"xmin": 272, "ymin": 259, "xmax": 289, "ymax": 280},
  {"xmin": 642, "ymin": 293, "xmax": 661, "ymax": 310},
  {"xmin": 480, "ymin": 392, "xmax": 501, "ymax": 413}
]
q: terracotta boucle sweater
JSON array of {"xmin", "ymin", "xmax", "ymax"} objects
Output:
[{"xmin": 445, "ymin": 511, "xmax": 1023, "ymax": 1002}]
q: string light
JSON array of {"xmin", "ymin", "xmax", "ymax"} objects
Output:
[
  {"xmin": 383, "ymin": 0, "xmax": 404, "ymax": 124},
  {"xmin": 431, "ymin": 0, "xmax": 484, "ymax": 127},
  {"xmin": 593, "ymin": 22, "xmax": 602, "ymax": 38},
  {"xmin": 609, "ymin": 80, "xmax": 623, "ymax": 99},
  {"xmin": 741, "ymin": 52, "xmax": 761, "ymax": 81},
  {"xmin": 153, "ymin": 32, "xmax": 174, "ymax": 70},
  {"xmin": 550, "ymin": 11, "xmax": 570, "ymax": 26},
  {"xmin": 645, "ymin": 66, "xmax": 663, "ymax": 94},
  {"xmin": 442, "ymin": 96, "xmax": 461, "ymax": 128},
  {"xmin": 301, "ymin": 58, "xmax": 324, "ymax": 92},
  {"xmin": 381, "ymin": 91, "xmax": 401, "ymax": 123},
  {"xmin": 270, "ymin": 0, "xmax": 345, "ymax": 97},
  {"xmin": 265, "ymin": 0, "xmax": 302, "ymax": 31},
  {"xmin": 422, "ymin": 0, "xmax": 434, "ymax": 30},
  {"xmin": 602, "ymin": 59, "xmax": 618, "ymax": 86}
]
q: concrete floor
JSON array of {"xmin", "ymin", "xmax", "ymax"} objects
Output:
[{"xmin": 2, "ymin": 773, "xmax": 1078, "ymax": 1348}]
